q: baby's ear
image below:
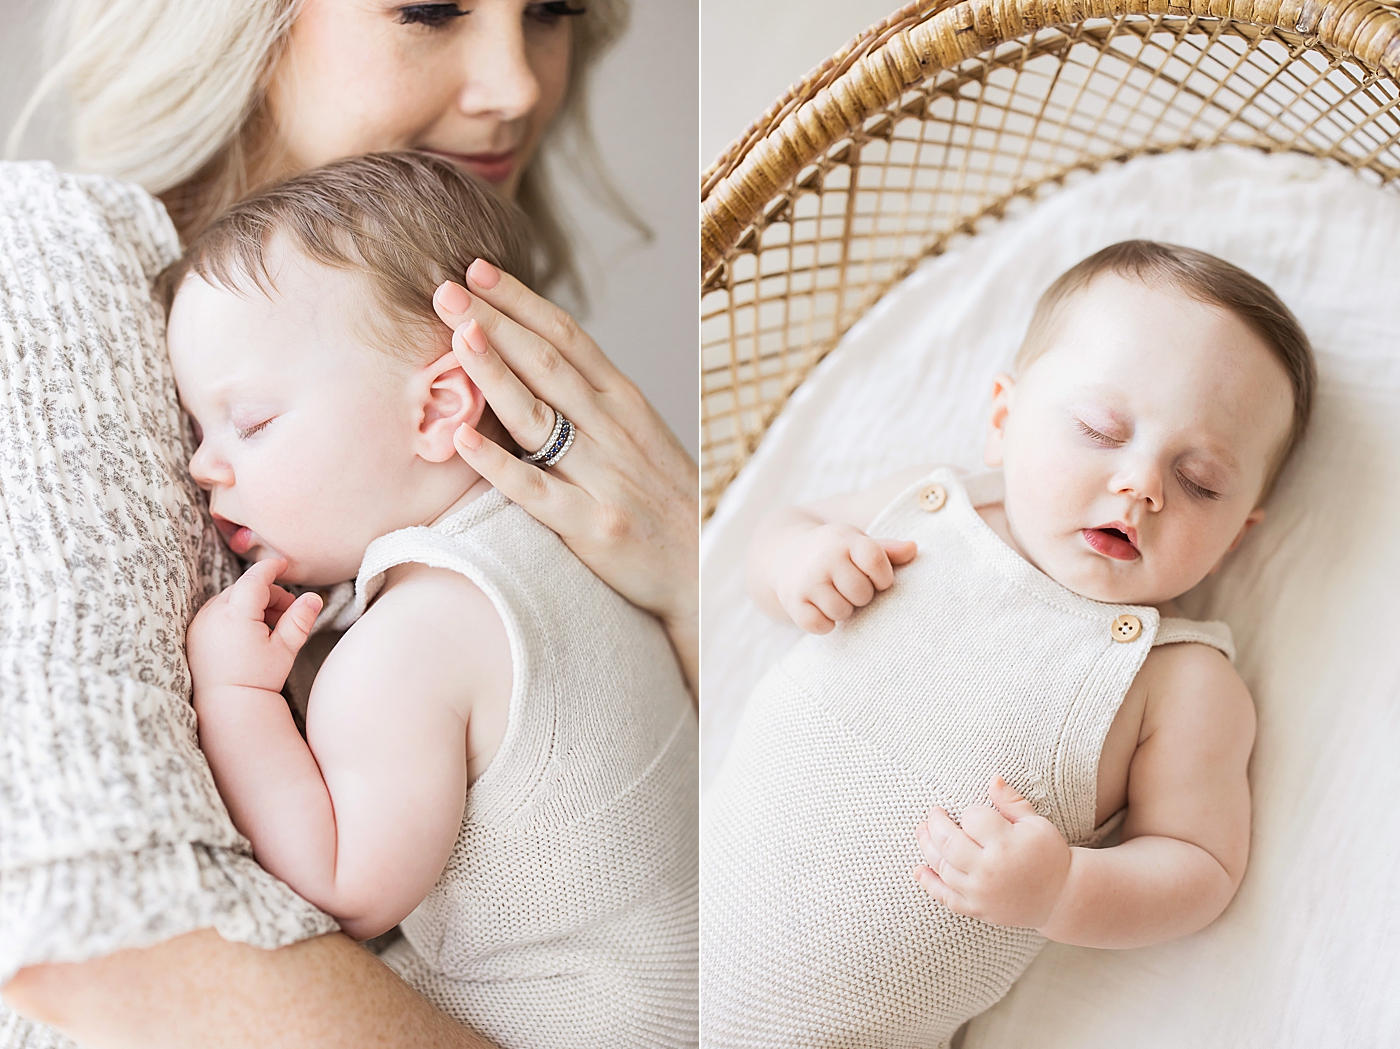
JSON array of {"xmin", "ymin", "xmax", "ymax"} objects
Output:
[
  {"xmin": 984, "ymin": 372, "xmax": 1016, "ymax": 468},
  {"xmin": 414, "ymin": 349, "xmax": 486, "ymax": 463},
  {"xmin": 1209, "ymin": 506, "xmax": 1266, "ymax": 575}
]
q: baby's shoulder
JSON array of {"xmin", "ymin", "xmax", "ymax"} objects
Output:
[
  {"xmin": 1137, "ymin": 639, "xmax": 1256, "ymax": 741},
  {"xmin": 316, "ymin": 563, "xmax": 509, "ymax": 718}
]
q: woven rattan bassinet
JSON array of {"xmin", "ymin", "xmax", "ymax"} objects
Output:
[{"xmin": 700, "ymin": 0, "xmax": 1400, "ymax": 516}]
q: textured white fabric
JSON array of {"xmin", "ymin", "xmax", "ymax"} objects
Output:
[
  {"xmin": 701, "ymin": 146, "xmax": 1400, "ymax": 1045},
  {"xmin": 342, "ymin": 490, "xmax": 698, "ymax": 1049},
  {"xmin": 700, "ymin": 469, "xmax": 1231, "ymax": 1048},
  {"xmin": 0, "ymin": 163, "xmax": 336, "ymax": 1048}
]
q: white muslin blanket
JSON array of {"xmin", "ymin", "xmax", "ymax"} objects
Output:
[{"xmin": 701, "ymin": 145, "xmax": 1400, "ymax": 1046}]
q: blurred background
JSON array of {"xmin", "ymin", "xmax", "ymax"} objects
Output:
[{"xmin": 0, "ymin": 0, "xmax": 698, "ymax": 455}]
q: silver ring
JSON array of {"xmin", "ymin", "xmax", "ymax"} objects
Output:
[{"xmin": 521, "ymin": 407, "xmax": 575, "ymax": 467}]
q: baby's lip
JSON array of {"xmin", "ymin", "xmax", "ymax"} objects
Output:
[
  {"xmin": 1095, "ymin": 520, "xmax": 1138, "ymax": 548},
  {"xmin": 1082, "ymin": 521, "xmax": 1140, "ymax": 561},
  {"xmin": 210, "ymin": 512, "xmax": 258, "ymax": 556}
]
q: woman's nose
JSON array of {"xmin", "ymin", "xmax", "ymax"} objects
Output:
[
  {"xmin": 456, "ymin": 14, "xmax": 542, "ymax": 121},
  {"xmin": 188, "ymin": 441, "xmax": 232, "ymax": 491}
]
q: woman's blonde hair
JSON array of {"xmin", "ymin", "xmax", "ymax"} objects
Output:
[{"xmin": 9, "ymin": 0, "xmax": 638, "ymax": 299}]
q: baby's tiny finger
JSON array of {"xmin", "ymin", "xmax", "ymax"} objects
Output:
[
  {"xmin": 849, "ymin": 536, "xmax": 895, "ymax": 591},
  {"xmin": 960, "ymin": 803, "xmax": 1010, "ymax": 844},
  {"xmin": 925, "ymin": 808, "xmax": 980, "ymax": 870},
  {"xmin": 831, "ymin": 558, "xmax": 876, "ymax": 608},
  {"xmin": 810, "ymin": 583, "xmax": 855, "ymax": 624},
  {"xmin": 226, "ymin": 559, "xmax": 282, "ymax": 617},
  {"xmin": 882, "ymin": 538, "xmax": 918, "ymax": 566},
  {"xmin": 792, "ymin": 601, "xmax": 835, "ymax": 635},
  {"xmin": 272, "ymin": 592, "xmax": 322, "ymax": 657},
  {"xmin": 262, "ymin": 584, "xmax": 296, "ymax": 628},
  {"xmin": 914, "ymin": 866, "xmax": 970, "ymax": 914}
]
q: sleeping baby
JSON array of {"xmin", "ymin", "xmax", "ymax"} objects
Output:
[
  {"xmin": 700, "ymin": 240, "xmax": 1314, "ymax": 1047},
  {"xmin": 162, "ymin": 152, "xmax": 697, "ymax": 1049}
]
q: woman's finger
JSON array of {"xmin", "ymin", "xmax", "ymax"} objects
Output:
[
  {"xmin": 434, "ymin": 282, "xmax": 600, "ymax": 420},
  {"xmin": 453, "ymin": 423, "xmax": 592, "ymax": 536},
  {"xmin": 463, "ymin": 259, "xmax": 619, "ymax": 392},
  {"xmin": 451, "ymin": 319, "xmax": 559, "ymax": 454}
]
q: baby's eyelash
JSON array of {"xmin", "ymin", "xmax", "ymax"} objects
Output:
[
  {"xmin": 1075, "ymin": 420, "xmax": 1118, "ymax": 444},
  {"xmin": 1177, "ymin": 472, "xmax": 1221, "ymax": 501},
  {"xmin": 397, "ymin": 3, "xmax": 469, "ymax": 28},
  {"xmin": 236, "ymin": 419, "xmax": 272, "ymax": 441}
]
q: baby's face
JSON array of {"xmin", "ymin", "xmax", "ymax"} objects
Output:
[
  {"xmin": 986, "ymin": 273, "xmax": 1294, "ymax": 607},
  {"xmin": 167, "ymin": 248, "xmax": 447, "ymax": 586}
]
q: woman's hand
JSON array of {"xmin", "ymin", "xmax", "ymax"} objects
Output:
[{"xmin": 433, "ymin": 260, "xmax": 698, "ymax": 693}]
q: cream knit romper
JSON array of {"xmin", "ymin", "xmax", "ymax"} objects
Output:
[
  {"xmin": 338, "ymin": 489, "xmax": 698, "ymax": 1049},
  {"xmin": 700, "ymin": 468, "xmax": 1233, "ymax": 1049}
]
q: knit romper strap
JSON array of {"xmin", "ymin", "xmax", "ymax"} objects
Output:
[{"xmin": 341, "ymin": 489, "xmax": 698, "ymax": 1049}]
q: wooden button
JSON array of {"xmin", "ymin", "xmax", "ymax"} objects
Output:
[
  {"xmin": 1111, "ymin": 614, "xmax": 1142, "ymax": 643},
  {"xmin": 917, "ymin": 483, "xmax": 947, "ymax": 513}
]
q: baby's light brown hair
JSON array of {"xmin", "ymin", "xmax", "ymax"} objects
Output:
[
  {"xmin": 158, "ymin": 150, "xmax": 537, "ymax": 364},
  {"xmin": 1016, "ymin": 240, "xmax": 1315, "ymax": 498}
]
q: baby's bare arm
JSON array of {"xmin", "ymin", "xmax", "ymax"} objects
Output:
[
  {"xmin": 746, "ymin": 466, "xmax": 932, "ymax": 631},
  {"xmin": 1042, "ymin": 643, "xmax": 1255, "ymax": 947},
  {"xmin": 195, "ymin": 567, "xmax": 507, "ymax": 941},
  {"xmin": 914, "ymin": 643, "xmax": 1253, "ymax": 948}
]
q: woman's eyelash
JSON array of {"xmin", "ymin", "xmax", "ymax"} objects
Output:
[
  {"xmin": 1177, "ymin": 473, "xmax": 1221, "ymax": 501},
  {"xmin": 528, "ymin": 1, "xmax": 587, "ymax": 22},
  {"xmin": 236, "ymin": 419, "xmax": 272, "ymax": 441},
  {"xmin": 397, "ymin": 3, "xmax": 469, "ymax": 28}
]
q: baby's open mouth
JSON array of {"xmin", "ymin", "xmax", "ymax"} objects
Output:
[
  {"xmin": 1082, "ymin": 523, "xmax": 1140, "ymax": 561},
  {"xmin": 211, "ymin": 513, "xmax": 258, "ymax": 557}
]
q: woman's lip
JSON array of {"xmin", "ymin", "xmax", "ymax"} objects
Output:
[
  {"xmin": 423, "ymin": 148, "xmax": 517, "ymax": 184},
  {"xmin": 1082, "ymin": 527, "xmax": 1140, "ymax": 561}
]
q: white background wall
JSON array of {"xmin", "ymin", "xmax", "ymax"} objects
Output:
[
  {"xmin": 700, "ymin": 0, "xmax": 908, "ymax": 168},
  {"xmin": 0, "ymin": 0, "xmax": 698, "ymax": 455}
]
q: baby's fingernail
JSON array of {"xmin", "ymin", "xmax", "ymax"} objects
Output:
[
  {"xmin": 455, "ymin": 423, "xmax": 482, "ymax": 451},
  {"xmin": 436, "ymin": 281, "xmax": 471, "ymax": 315},
  {"xmin": 466, "ymin": 258, "xmax": 500, "ymax": 289}
]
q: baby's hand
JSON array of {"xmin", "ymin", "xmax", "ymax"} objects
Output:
[
  {"xmin": 187, "ymin": 558, "xmax": 323, "ymax": 696},
  {"xmin": 773, "ymin": 523, "xmax": 916, "ymax": 634},
  {"xmin": 912, "ymin": 776, "xmax": 1072, "ymax": 931}
]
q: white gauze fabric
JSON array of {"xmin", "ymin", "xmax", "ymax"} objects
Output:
[
  {"xmin": 0, "ymin": 163, "xmax": 337, "ymax": 1049},
  {"xmin": 701, "ymin": 145, "xmax": 1400, "ymax": 1045}
]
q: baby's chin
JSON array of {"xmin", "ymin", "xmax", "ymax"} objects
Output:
[
  {"xmin": 1044, "ymin": 553, "xmax": 1202, "ymax": 609},
  {"xmin": 239, "ymin": 542, "xmax": 355, "ymax": 590}
]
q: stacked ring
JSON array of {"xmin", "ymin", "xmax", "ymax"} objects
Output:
[{"xmin": 522, "ymin": 408, "xmax": 576, "ymax": 467}]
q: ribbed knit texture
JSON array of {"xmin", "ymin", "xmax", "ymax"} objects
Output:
[
  {"xmin": 700, "ymin": 469, "xmax": 1232, "ymax": 1048},
  {"xmin": 0, "ymin": 163, "xmax": 337, "ymax": 1048},
  {"xmin": 343, "ymin": 490, "xmax": 699, "ymax": 1049}
]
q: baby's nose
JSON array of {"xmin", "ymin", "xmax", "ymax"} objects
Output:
[{"xmin": 187, "ymin": 443, "xmax": 230, "ymax": 490}]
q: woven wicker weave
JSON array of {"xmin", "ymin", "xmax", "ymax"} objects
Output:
[{"xmin": 700, "ymin": 0, "xmax": 1400, "ymax": 516}]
